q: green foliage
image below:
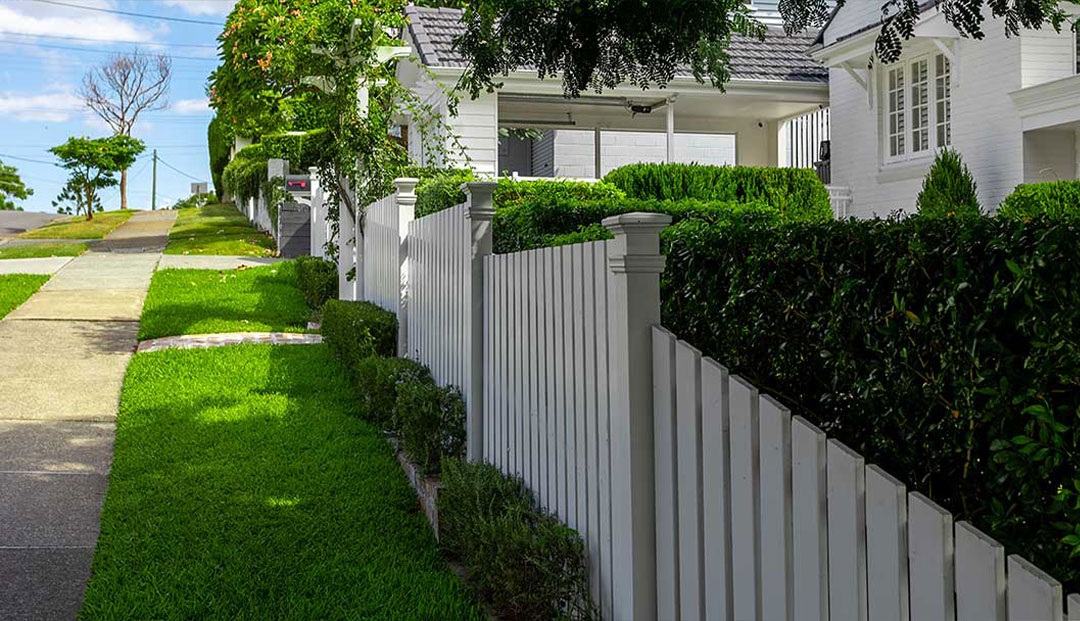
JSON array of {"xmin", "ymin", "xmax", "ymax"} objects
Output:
[
  {"xmin": 493, "ymin": 196, "xmax": 779, "ymax": 253},
  {"xmin": 392, "ymin": 380, "xmax": 466, "ymax": 474},
  {"xmin": 415, "ymin": 175, "xmax": 626, "ymax": 219},
  {"xmin": 352, "ymin": 356, "xmax": 432, "ymax": 429},
  {"xmin": 603, "ymin": 163, "xmax": 832, "ymax": 222},
  {"xmin": 165, "ymin": 203, "xmax": 275, "ymax": 257},
  {"xmin": 49, "ymin": 135, "xmax": 145, "ymax": 219},
  {"xmin": 207, "ymin": 114, "xmax": 232, "ymax": 200},
  {"xmin": 0, "ymin": 274, "xmax": 48, "ymax": 320},
  {"xmin": 321, "ymin": 300, "xmax": 398, "ymax": 370},
  {"xmin": 917, "ymin": 148, "xmax": 981, "ymax": 218},
  {"xmin": 999, "ymin": 180, "xmax": 1080, "ymax": 220},
  {"xmin": 295, "ymin": 256, "xmax": 338, "ymax": 309},
  {"xmin": 169, "ymin": 193, "xmax": 217, "ymax": 210},
  {"xmin": 439, "ymin": 457, "xmax": 595, "ymax": 620},
  {"xmin": 222, "ymin": 144, "xmax": 268, "ymax": 207},
  {"xmin": 661, "ymin": 215, "xmax": 1080, "ymax": 589},
  {"xmin": 0, "ymin": 158, "xmax": 32, "ymax": 211},
  {"xmin": 415, "ymin": 169, "xmax": 474, "ymax": 217}
]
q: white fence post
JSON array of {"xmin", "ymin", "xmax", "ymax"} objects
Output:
[
  {"xmin": 309, "ymin": 167, "xmax": 325, "ymax": 259},
  {"xmin": 464, "ymin": 182, "xmax": 497, "ymax": 462},
  {"xmin": 394, "ymin": 178, "xmax": 418, "ymax": 358},
  {"xmin": 339, "ymin": 197, "xmax": 356, "ymax": 301},
  {"xmin": 602, "ymin": 212, "xmax": 671, "ymax": 620}
]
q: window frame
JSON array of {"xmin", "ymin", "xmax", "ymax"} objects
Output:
[{"xmin": 882, "ymin": 52, "xmax": 953, "ymax": 166}]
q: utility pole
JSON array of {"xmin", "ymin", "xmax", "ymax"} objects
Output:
[{"xmin": 151, "ymin": 148, "xmax": 158, "ymax": 211}]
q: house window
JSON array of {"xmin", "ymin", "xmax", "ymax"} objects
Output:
[
  {"xmin": 887, "ymin": 67, "xmax": 906, "ymax": 157},
  {"xmin": 884, "ymin": 53, "xmax": 953, "ymax": 162}
]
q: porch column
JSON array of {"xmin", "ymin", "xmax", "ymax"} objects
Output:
[
  {"xmin": 594, "ymin": 127, "xmax": 603, "ymax": 178},
  {"xmin": 1075, "ymin": 128, "xmax": 1080, "ymax": 180},
  {"xmin": 666, "ymin": 97, "xmax": 676, "ymax": 163}
]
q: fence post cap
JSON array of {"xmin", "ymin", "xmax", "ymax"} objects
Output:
[
  {"xmin": 601, "ymin": 212, "xmax": 672, "ymax": 234},
  {"xmin": 394, "ymin": 177, "xmax": 419, "ymax": 194},
  {"xmin": 461, "ymin": 181, "xmax": 499, "ymax": 194},
  {"xmin": 463, "ymin": 181, "xmax": 498, "ymax": 220},
  {"xmin": 308, "ymin": 166, "xmax": 318, "ymax": 174}
]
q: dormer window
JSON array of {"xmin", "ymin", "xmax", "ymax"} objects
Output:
[{"xmin": 884, "ymin": 53, "xmax": 952, "ymax": 162}]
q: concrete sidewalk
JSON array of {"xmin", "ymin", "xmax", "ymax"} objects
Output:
[
  {"xmin": 0, "ymin": 210, "xmax": 176, "ymax": 620},
  {"xmin": 0, "ymin": 257, "xmax": 74, "ymax": 275}
]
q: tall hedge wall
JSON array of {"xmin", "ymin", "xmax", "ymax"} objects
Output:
[
  {"xmin": 207, "ymin": 114, "xmax": 232, "ymax": 201},
  {"xmin": 662, "ymin": 215, "xmax": 1080, "ymax": 589},
  {"xmin": 603, "ymin": 163, "xmax": 833, "ymax": 222}
]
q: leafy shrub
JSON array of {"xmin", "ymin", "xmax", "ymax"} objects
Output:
[
  {"xmin": 493, "ymin": 196, "xmax": 779, "ymax": 253},
  {"xmin": 415, "ymin": 170, "xmax": 475, "ymax": 217},
  {"xmin": 222, "ymin": 144, "xmax": 268, "ymax": 207},
  {"xmin": 414, "ymin": 174, "xmax": 625, "ymax": 218},
  {"xmin": 916, "ymin": 148, "xmax": 981, "ymax": 217},
  {"xmin": 207, "ymin": 114, "xmax": 232, "ymax": 200},
  {"xmin": 321, "ymin": 300, "xmax": 397, "ymax": 370},
  {"xmin": 393, "ymin": 379, "xmax": 466, "ymax": 473},
  {"xmin": 439, "ymin": 458, "xmax": 595, "ymax": 620},
  {"xmin": 603, "ymin": 163, "xmax": 832, "ymax": 222},
  {"xmin": 169, "ymin": 193, "xmax": 217, "ymax": 210},
  {"xmin": 353, "ymin": 356, "xmax": 431, "ymax": 428},
  {"xmin": 295, "ymin": 256, "xmax": 338, "ymax": 309},
  {"xmin": 662, "ymin": 215, "xmax": 1080, "ymax": 589},
  {"xmin": 999, "ymin": 180, "xmax": 1080, "ymax": 219}
]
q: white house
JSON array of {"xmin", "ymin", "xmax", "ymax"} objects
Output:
[
  {"xmin": 812, "ymin": 2, "xmax": 1080, "ymax": 218},
  {"xmin": 397, "ymin": 3, "xmax": 832, "ymax": 179}
]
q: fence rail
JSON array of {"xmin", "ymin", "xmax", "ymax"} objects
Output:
[{"xmin": 343, "ymin": 179, "xmax": 1078, "ymax": 620}]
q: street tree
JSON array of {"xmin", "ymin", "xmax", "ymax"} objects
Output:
[
  {"xmin": 50, "ymin": 136, "xmax": 145, "ymax": 221},
  {"xmin": 455, "ymin": 0, "xmax": 1079, "ymax": 97},
  {"xmin": 0, "ymin": 159, "xmax": 32, "ymax": 211},
  {"xmin": 80, "ymin": 51, "xmax": 171, "ymax": 210}
]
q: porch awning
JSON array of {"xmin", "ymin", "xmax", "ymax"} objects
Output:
[{"xmin": 1011, "ymin": 75, "xmax": 1080, "ymax": 131}]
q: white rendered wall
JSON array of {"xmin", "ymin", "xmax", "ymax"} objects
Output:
[
  {"xmin": 1023, "ymin": 129, "xmax": 1078, "ymax": 182},
  {"xmin": 552, "ymin": 130, "xmax": 736, "ymax": 178}
]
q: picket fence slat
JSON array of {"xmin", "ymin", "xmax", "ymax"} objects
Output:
[
  {"xmin": 792, "ymin": 416, "xmax": 829, "ymax": 621},
  {"xmin": 865, "ymin": 464, "xmax": 909, "ymax": 621},
  {"xmin": 651, "ymin": 327, "xmax": 679, "ymax": 620},
  {"xmin": 1008, "ymin": 555, "xmax": 1063, "ymax": 621},
  {"xmin": 759, "ymin": 395, "xmax": 793, "ymax": 621},
  {"xmin": 908, "ymin": 492, "xmax": 955, "ymax": 621},
  {"xmin": 729, "ymin": 375, "xmax": 761, "ymax": 621},
  {"xmin": 593, "ymin": 243, "xmax": 613, "ymax": 621},
  {"xmin": 573, "ymin": 244, "xmax": 588, "ymax": 534},
  {"xmin": 1068, "ymin": 593, "xmax": 1080, "ymax": 620},
  {"xmin": 955, "ymin": 520, "xmax": 1006, "ymax": 621},
  {"xmin": 701, "ymin": 358, "xmax": 733, "ymax": 621},
  {"xmin": 827, "ymin": 439, "xmax": 867, "ymax": 621},
  {"xmin": 675, "ymin": 340, "xmax": 705, "ymax": 620}
]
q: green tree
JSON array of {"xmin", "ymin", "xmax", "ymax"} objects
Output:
[
  {"xmin": 455, "ymin": 0, "xmax": 1078, "ymax": 97},
  {"xmin": 0, "ymin": 159, "xmax": 32, "ymax": 211},
  {"xmin": 50, "ymin": 136, "xmax": 145, "ymax": 221},
  {"xmin": 917, "ymin": 148, "xmax": 981, "ymax": 218}
]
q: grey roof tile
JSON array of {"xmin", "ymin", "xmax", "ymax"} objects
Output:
[{"xmin": 404, "ymin": 5, "xmax": 827, "ymax": 84}]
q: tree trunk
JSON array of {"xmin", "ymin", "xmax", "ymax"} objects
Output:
[
  {"xmin": 85, "ymin": 186, "xmax": 94, "ymax": 221},
  {"xmin": 120, "ymin": 168, "xmax": 128, "ymax": 210}
]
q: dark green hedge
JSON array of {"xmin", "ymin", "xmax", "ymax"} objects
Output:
[
  {"xmin": 999, "ymin": 180, "xmax": 1080, "ymax": 219},
  {"xmin": 603, "ymin": 163, "xmax": 832, "ymax": 222},
  {"xmin": 439, "ymin": 458, "xmax": 595, "ymax": 620},
  {"xmin": 493, "ymin": 196, "xmax": 779, "ymax": 253},
  {"xmin": 207, "ymin": 115, "xmax": 232, "ymax": 201},
  {"xmin": 295, "ymin": 256, "xmax": 338, "ymax": 309},
  {"xmin": 414, "ymin": 174, "xmax": 625, "ymax": 218},
  {"xmin": 321, "ymin": 300, "xmax": 397, "ymax": 370},
  {"xmin": 662, "ymin": 215, "xmax": 1080, "ymax": 589},
  {"xmin": 353, "ymin": 356, "xmax": 431, "ymax": 429},
  {"xmin": 393, "ymin": 380, "xmax": 466, "ymax": 474}
]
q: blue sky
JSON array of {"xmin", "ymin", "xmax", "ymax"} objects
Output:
[{"xmin": 0, "ymin": 0, "xmax": 236, "ymax": 212}]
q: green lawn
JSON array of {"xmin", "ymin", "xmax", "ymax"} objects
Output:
[
  {"xmin": 139, "ymin": 262, "xmax": 309, "ymax": 340},
  {"xmin": 165, "ymin": 204, "xmax": 276, "ymax": 257},
  {"xmin": 17, "ymin": 210, "xmax": 134, "ymax": 240},
  {"xmin": 81, "ymin": 344, "xmax": 481, "ymax": 620},
  {"xmin": 0, "ymin": 274, "xmax": 48, "ymax": 319},
  {"xmin": 0, "ymin": 242, "xmax": 88, "ymax": 260}
]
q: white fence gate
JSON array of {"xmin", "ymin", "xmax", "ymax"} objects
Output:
[{"xmin": 354, "ymin": 180, "xmax": 1079, "ymax": 621}]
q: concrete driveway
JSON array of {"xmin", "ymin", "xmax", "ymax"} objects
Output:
[{"xmin": 0, "ymin": 212, "xmax": 61, "ymax": 239}]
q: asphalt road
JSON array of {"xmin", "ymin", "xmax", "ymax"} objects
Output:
[{"xmin": 0, "ymin": 211, "xmax": 60, "ymax": 239}]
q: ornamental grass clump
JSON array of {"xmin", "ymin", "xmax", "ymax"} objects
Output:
[{"xmin": 916, "ymin": 148, "xmax": 981, "ymax": 218}]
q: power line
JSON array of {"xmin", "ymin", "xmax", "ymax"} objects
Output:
[
  {"xmin": 0, "ymin": 152, "xmax": 58, "ymax": 166},
  {"xmin": 28, "ymin": 0, "xmax": 225, "ymax": 26},
  {"xmin": 156, "ymin": 155, "xmax": 206, "ymax": 182},
  {"xmin": 0, "ymin": 30, "xmax": 217, "ymax": 48},
  {"xmin": 0, "ymin": 40, "xmax": 218, "ymax": 61}
]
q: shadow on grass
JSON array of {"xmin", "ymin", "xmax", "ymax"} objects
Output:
[{"xmin": 82, "ymin": 344, "xmax": 481, "ymax": 620}]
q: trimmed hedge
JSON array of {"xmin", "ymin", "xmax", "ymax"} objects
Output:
[
  {"xmin": 393, "ymin": 380, "xmax": 467, "ymax": 474},
  {"xmin": 603, "ymin": 163, "xmax": 832, "ymax": 222},
  {"xmin": 221, "ymin": 144, "xmax": 268, "ymax": 207},
  {"xmin": 662, "ymin": 215, "xmax": 1080, "ymax": 589},
  {"xmin": 439, "ymin": 458, "xmax": 595, "ymax": 620},
  {"xmin": 295, "ymin": 256, "xmax": 338, "ymax": 309},
  {"xmin": 321, "ymin": 300, "xmax": 397, "ymax": 370},
  {"xmin": 493, "ymin": 196, "xmax": 779, "ymax": 253},
  {"xmin": 999, "ymin": 180, "xmax": 1080, "ymax": 219},
  {"xmin": 415, "ymin": 174, "xmax": 626, "ymax": 218},
  {"xmin": 415, "ymin": 170, "xmax": 474, "ymax": 217},
  {"xmin": 353, "ymin": 356, "xmax": 432, "ymax": 429}
]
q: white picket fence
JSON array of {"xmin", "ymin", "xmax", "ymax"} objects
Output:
[
  {"xmin": 308, "ymin": 168, "xmax": 330, "ymax": 260},
  {"xmin": 346, "ymin": 180, "xmax": 1079, "ymax": 621}
]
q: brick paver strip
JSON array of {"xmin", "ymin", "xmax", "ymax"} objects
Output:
[{"xmin": 137, "ymin": 332, "xmax": 323, "ymax": 353}]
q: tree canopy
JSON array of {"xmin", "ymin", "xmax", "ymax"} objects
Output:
[
  {"xmin": 50, "ymin": 136, "xmax": 145, "ymax": 220},
  {"xmin": 0, "ymin": 159, "xmax": 32, "ymax": 211},
  {"xmin": 455, "ymin": 0, "xmax": 1079, "ymax": 97}
]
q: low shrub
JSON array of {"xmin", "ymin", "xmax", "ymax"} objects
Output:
[
  {"xmin": 393, "ymin": 379, "xmax": 466, "ymax": 474},
  {"xmin": 414, "ymin": 174, "xmax": 625, "ymax": 218},
  {"xmin": 916, "ymin": 148, "xmax": 981, "ymax": 217},
  {"xmin": 295, "ymin": 256, "xmax": 338, "ymax": 309},
  {"xmin": 999, "ymin": 180, "xmax": 1080, "ymax": 219},
  {"xmin": 603, "ymin": 163, "xmax": 832, "ymax": 222},
  {"xmin": 662, "ymin": 215, "xmax": 1080, "ymax": 589},
  {"xmin": 321, "ymin": 300, "xmax": 397, "ymax": 369},
  {"xmin": 493, "ymin": 196, "xmax": 779, "ymax": 253},
  {"xmin": 439, "ymin": 458, "xmax": 595, "ymax": 620},
  {"xmin": 353, "ymin": 356, "xmax": 432, "ymax": 428},
  {"xmin": 415, "ymin": 170, "xmax": 475, "ymax": 217}
]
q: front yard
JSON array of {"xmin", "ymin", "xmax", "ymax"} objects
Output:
[
  {"xmin": 0, "ymin": 242, "xmax": 88, "ymax": 260},
  {"xmin": 165, "ymin": 203, "xmax": 276, "ymax": 257},
  {"xmin": 17, "ymin": 210, "xmax": 134, "ymax": 240},
  {"xmin": 81, "ymin": 344, "xmax": 481, "ymax": 619},
  {"xmin": 0, "ymin": 274, "xmax": 48, "ymax": 319}
]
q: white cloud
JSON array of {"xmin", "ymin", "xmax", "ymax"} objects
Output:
[
  {"xmin": 160, "ymin": 0, "xmax": 235, "ymax": 16},
  {"xmin": 0, "ymin": 1, "xmax": 156, "ymax": 45},
  {"xmin": 171, "ymin": 98, "xmax": 210, "ymax": 115},
  {"xmin": 0, "ymin": 90, "xmax": 83, "ymax": 122}
]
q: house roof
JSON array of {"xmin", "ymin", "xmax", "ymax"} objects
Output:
[
  {"xmin": 813, "ymin": 1, "xmax": 937, "ymax": 48},
  {"xmin": 404, "ymin": 5, "xmax": 828, "ymax": 84}
]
